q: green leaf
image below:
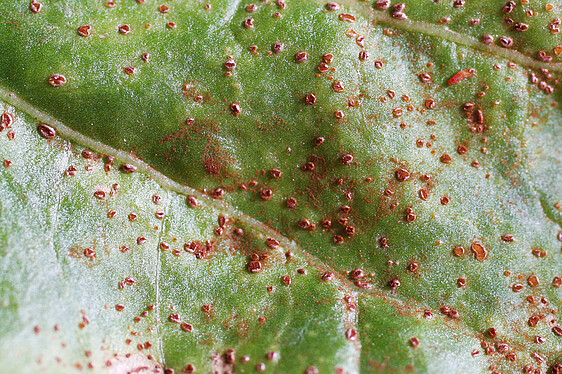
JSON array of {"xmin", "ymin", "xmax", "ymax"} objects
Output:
[{"xmin": 0, "ymin": 0, "xmax": 561, "ymax": 373}]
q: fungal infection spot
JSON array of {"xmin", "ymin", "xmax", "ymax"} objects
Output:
[
  {"xmin": 295, "ymin": 51, "xmax": 308, "ymax": 63},
  {"xmin": 447, "ymin": 69, "xmax": 474, "ymax": 86},
  {"xmin": 121, "ymin": 164, "xmax": 138, "ymax": 173},
  {"xmin": 49, "ymin": 74, "xmax": 67, "ymax": 87},
  {"xmin": 78, "ymin": 25, "xmax": 92, "ymax": 37},
  {"xmin": 30, "ymin": 1, "xmax": 42, "ymax": 13},
  {"xmin": 396, "ymin": 168, "xmax": 410, "ymax": 182},
  {"xmin": 471, "ymin": 242, "xmax": 488, "ymax": 261},
  {"xmin": 119, "ymin": 25, "xmax": 131, "ymax": 34},
  {"xmin": 38, "ymin": 124, "xmax": 56, "ymax": 139}
]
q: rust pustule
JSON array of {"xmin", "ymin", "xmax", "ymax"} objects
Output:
[
  {"xmin": 447, "ymin": 69, "xmax": 474, "ymax": 85},
  {"xmin": 471, "ymin": 242, "xmax": 488, "ymax": 261},
  {"xmin": 396, "ymin": 168, "xmax": 410, "ymax": 181},
  {"xmin": 38, "ymin": 124, "xmax": 56, "ymax": 139},
  {"xmin": 121, "ymin": 164, "xmax": 138, "ymax": 173}
]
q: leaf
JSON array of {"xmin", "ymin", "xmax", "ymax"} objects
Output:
[{"xmin": 0, "ymin": 0, "xmax": 561, "ymax": 373}]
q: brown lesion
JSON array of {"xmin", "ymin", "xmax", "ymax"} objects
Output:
[
  {"xmin": 68, "ymin": 244, "xmax": 99, "ymax": 268},
  {"xmin": 159, "ymin": 118, "xmax": 239, "ymax": 182}
]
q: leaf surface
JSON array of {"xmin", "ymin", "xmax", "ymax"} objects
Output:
[{"xmin": 0, "ymin": 0, "xmax": 561, "ymax": 373}]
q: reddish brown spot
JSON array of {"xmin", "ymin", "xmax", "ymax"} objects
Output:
[
  {"xmin": 260, "ymin": 188, "xmax": 273, "ymax": 201},
  {"xmin": 512, "ymin": 283, "xmax": 524, "ymax": 292},
  {"xmin": 481, "ymin": 34, "xmax": 494, "ymax": 44},
  {"xmin": 340, "ymin": 205, "xmax": 351, "ymax": 214},
  {"xmin": 441, "ymin": 154, "xmax": 452, "ymax": 164},
  {"xmin": 282, "ymin": 275, "xmax": 292, "ymax": 285},
  {"xmin": 124, "ymin": 66, "xmax": 137, "ymax": 75},
  {"xmin": 396, "ymin": 168, "xmax": 410, "ymax": 181},
  {"xmin": 115, "ymin": 304, "xmax": 125, "ymax": 311},
  {"xmin": 425, "ymin": 99, "xmax": 436, "ymax": 109},
  {"xmin": 333, "ymin": 81, "xmax": 345, "ymax": 93},
  {"xmin": 528, "ymin": 315, "xmax": 540, "ymax": 327},
  {"xmin": 211, "ymin": 188, "xmax": 225, "ymax": 199},
  {"xmin": 224, "ymin": 349, "xmax": 236, "ymax": 364},
  {"xmin": 64, "ymin": 165, "xmax": 75, "ymax": 176},
  {"xmin": 318, "ymin": 62, "xmax": 329, "ymax": 73},
  {"xmin": 448, "ymin": 309, "xmax": 460, "ymax": 319},
  {"xmin": 375, "ymin": 0, "xmax": 390, "ymax": 9},
  {"xmin": 350, "ymin": 269, "xmax": 365, "ymax": 280},
  {"xmin": 248, "ymin": 261, "xmax": 262, "ymax": 273},
  {"xmin": 440, "ymin": 196, "xmax": 451, "ymax": 205},
  {"xmin": 553, "ymin": 326, "xmax": 562, "ymax": 336},
  {"xmin": 322, "ymin": 272, "xmax": 335, "ymax": 281},
  {"xmin": 457, "ymin": 278, "xmax": 467, "ymax": 287},
  {"xmin": 528, "ymin": 275, "xmax": 540, "ymax": 287},
  {"xmin": 137, "ymin": 237, "xmax": 147, "ymax": 245},
  {"xmin": 187, "ymin": 196, "xmax": 198, "ymax": 208},
  {"xmin": 532, "ymin": 248, "xmax": 547, "ymax": 257},
  {"xmin": 341, "ymin": 154, "xmax": 354, "ymax": 165},
  {"xmin": 286, "ymin": 197, "xmax": 297, "ymax": 209},
  {"xmin": 78, "ymin": 25, "xmax": 92, "ymax": 37},
  {"xmin": 30, "ymin": 1, "xmax": 42, "ymax": 13},
  {"xmin": 418, "ymin": 188, "xmax": 430, "ymax": 201},
  {"xmin": 471, "ymin": 242, "xmax": 488, "ymax": 261},
  {"xmin": 270, "ymin": 168, "xmax": 282, "ymax": 178},
  {"xmin": 419, "ymin": 73, "xmax": 432, "ymax": 83},
  {"xmin": 409, "ymin": 337, "xmax": 420, "ymax": 347},
  {"xmin": 295, "ymin": 51, "xmax": 309, "ymax": 63},
  {"xmin": 389, "ymin": 278, "xmax": 401, "ymax": 289},
  {"xmin": 334, "ymin": 235, "xmax": 344, "ymax": 244},
  {"xmin": 345, "ymin": 328, "xmax": 358, "ymax": 341},
  {"xmin": 447, "ymin": 69, "xmax": 473, "ymax": 85},
  {"xmin": 298, "ymin": 219, "xmax": 311, "ymax": 230},
  {"xmin": 553, "ymin": 276, "xmax": 562, "ymax": 287},
  {"xmin": 121, "ymin": 163, "xmax": 137, "ymax": 173},
  {"xmin": 119, "ymin": 24, "xmax": 131, "ymax": 34},
  {"xmin": 266, "ymin": 238, "xmax": 280, "ymax": 249},
  {"xmin": 339, "ymin": 13, "xmax": 356, "ymax": 23},
  {"xmin": 359, "ymin": 51, "xmax": 369, "ymax": 61},
  {"xmin": 0, "ymin": 112, "xmax": 13, "ymax": 130},
  {"xmin": 408, "ymin": 262, "xmax": 419, "ymax": 272},
  {"xmin": 499, "ymin": 36, "xmax": 514, "ymax": 48},
  {"xmin": 488, "ymin": 327, "xmax": 498, "ymax": 338},
  {"xmin": 94, "ymin": 190, "xmax": 106, "ymax": 200},
  {"xmin": 379, "ymin": 237, "xmax": 389, "ymax": 248},
  {"xmin": 272, "ymin": 42, "xmax": 285, "ymax": 53},
  {"xmin": 305, "ymin": 94, "xmax": 317, "ymax": 105},
  {"xmin": 169, "ymin": 313, "xmax": 181, "ymax": 323},
  {"xmin": 314, "ymin": 137, "xmax": 326, "ymax": 146},
  {"xmin": 229, "ymin": 103, "xmax": 241, "ymax": 117},
  {"xmin": 38, "ymin": 124, "xmax": 56, "ymax": 139},
  {"xmin": 326, "ymin": 2, "xmax": 340, "ymax": 11}
]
